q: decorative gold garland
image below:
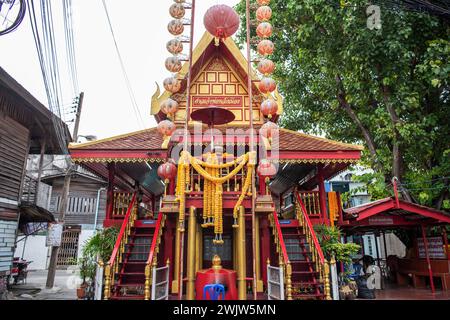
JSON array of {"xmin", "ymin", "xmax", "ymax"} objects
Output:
[{"xmin": 175, "ymin": 151, "xmax": 255, "ymax": 245}]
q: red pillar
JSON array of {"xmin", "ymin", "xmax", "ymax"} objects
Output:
[
  {"xmin": 260, "ymin": 215, "xmax": 271, "ymax": 286},
  {"xmin": 258, "ymin": 174, "xmax": 265, "ymax": 195},
  {"xmin": 105, "ymin": 163, "xmax": 115, "ymax": 222},
  {"xmin": 442, "ymin": 226, "xmax": 449, "ymax": 260},
  {"xmin": 317, "ymin": 164, "xmax": 329, "ymax": 225},
  {"xmin": 421, "ymin": 224, "xmax": 435, "ymax": 294},
  {"xmin": 169, "ymin": 177, "xmax": 175, "ymax": 195},
  {"xmin": 164, "ymin": 217, "xmax": 175, "ymax": 286}
]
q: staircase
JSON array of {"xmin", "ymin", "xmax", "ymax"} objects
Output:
[
  {"xmin": 281, "ymin": 226, "xmax": 325, "ymax": 300},
  {"xmin": 109, "ymin": 222, "xmax": 154, "ymax": 300},
  {"xmin": 103, "ymin": 193, "xmax": 166, "ymax": 300}
]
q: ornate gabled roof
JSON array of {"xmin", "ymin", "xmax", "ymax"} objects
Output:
[
  {"xmin": 69, "ymin": 125, "xmax": 362, "ymax": 163},
  {"xmin": 279, "ymin": 128, "xmax": 363, "ymax": 152},
  {"xmin": 69, "ymin": 128, "xmax": 164, "ymax": 151}
]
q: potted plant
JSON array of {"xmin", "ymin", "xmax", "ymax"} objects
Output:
[
  {"xmin": 77, "ymin": 227, "xmax": 119, "ymax": 299},
  {"xmin": 76, "ymin": 256, "xmax": 96, "ymax": 299}
]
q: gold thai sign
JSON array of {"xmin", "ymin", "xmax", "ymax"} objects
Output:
[{"xmin": 192, "ymin": 96, "xmax": 242, "ymax": 107}]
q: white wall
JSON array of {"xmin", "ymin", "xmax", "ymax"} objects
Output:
[
  {"xmin": 14, "ymin": 235, "xmax": 49, "ymax": 270},
  {"xmin": 77, "ymin": 228, "xmax": 96, "ymax": 259},
  {"xmin": 14, "ymin": 226, "xmax": 98, "ymax": 270}
]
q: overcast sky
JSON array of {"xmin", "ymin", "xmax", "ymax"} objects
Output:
[{"xmin": 0, "ymin": 0, "xmax": 240, "ymax": 141}]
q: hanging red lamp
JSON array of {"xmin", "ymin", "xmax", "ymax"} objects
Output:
[
  {"xmin": 157, "ymin": 161, "xmax": 177, "ymax": 182},
  {"xmin": 203, "ymin": 4, "xmax": 240, "ymax": 40},
  {"xmin": 258, "ymin": 77, "xmax": 276, "ymax": 94},
  {"xmin": 160, "ymin": 98, "xmax": 179, "ymax": 116},
  {"xmin": 257, "ymin": 0, "xmax": 271, "ymax": 5},
  {"xmin": 163, "ymin": 77, "xmax": 181, "ymax": 93},
  {"xmin": 260, "ymin": 121, "xmax": 279, "ymax": 141},
  {"xmin": 257, "ymin": 59, "xmax": 275, "ymax": 75},
  {"xmin": 257, "ymin": 39, "xmax": 274, "ymax": 56},
  {"xmin": 256, "ymin": 22, "xmax": 273, "ymax": 38},
  {"xmin": 157, "ymin": 119, "xmax": 177, "ymax": 137},
  {"xmin": 256, "ymin": 6, "xmax": 272, "ymax": 22},
  {"xmin": 169, "ymin": 3, "xmax": 185, "ymax": 19},
  {"xmin": 260, "ymin": 99, "xmax": 278, "ymax": 119},
  {"xmin": 257, "ymin": 159, "xmax": 277, "ymax": 178},
  {"xmin": 166, "ymin": 39, "xmax": 183, "ymax": 55},
  {"xmin": 165, "ymin": 56, "xmax": 182, "ymax": 73},
  {"xmin": 168, "ymin": 19, "xmax": 184, "ymax": 36}
]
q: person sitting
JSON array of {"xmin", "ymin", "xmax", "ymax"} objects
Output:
[{"xmin": 348, "ymin": 258, "xmax": 364, "ymax": 280}]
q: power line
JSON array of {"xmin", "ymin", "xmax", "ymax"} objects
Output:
[
  {"xmin": 101, "ymin": 0, "xmax": 145, "ymax": 129},
  {"xmin": 62, "ymin": 0, "xmax": 79, "ymax": 97},
  {"xmin": 27, "ymin": 0, "xmax": 69, "ymax": 154}
]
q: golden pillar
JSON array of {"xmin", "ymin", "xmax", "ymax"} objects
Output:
[
  {"xmin": 186, "ymin": 206, "xmax": 197, "ymax": 300},
  {"xmin": 237, "ymin": 206, "xmax": 247, "ymax": 300},
  {"xmin": 195, "ymin": 221, "xmax": 202, "ymax": 273},
  {"xmin": 233, "ymin": 227, "xmax": 237, "ymax": 271},
  {"xmin": 103, "ymin": 264, "xmax": 111, "ymax": 300},
  {"xmin": 254, "ymin": 214, "xmax": 263, "ymax": 292},
  {"xmin": 144, "ymin": 264, "xmax": 151, "ymax": 300},
  {"xmin": 171, "ymin": 220, "xmax": 181, "ymax": 293}
]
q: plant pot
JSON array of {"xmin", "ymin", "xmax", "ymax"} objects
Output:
[{"xmin": 77, "ymin": 283, "xmax": 88, "ymax": 299}]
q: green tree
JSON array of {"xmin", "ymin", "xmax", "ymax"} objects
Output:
[{"xmin": 236, "ymin": 0, "xmax": 449, "ymax": 209}]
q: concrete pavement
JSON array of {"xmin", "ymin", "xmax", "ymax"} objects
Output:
[{"xmin": 9, "ymin": 269, "xmax": 77, "ymax": 300}]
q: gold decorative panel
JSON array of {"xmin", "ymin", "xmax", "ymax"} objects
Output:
[{"xmin": 174, "ymin": 55, "xmax": 264, "ymax": 126}]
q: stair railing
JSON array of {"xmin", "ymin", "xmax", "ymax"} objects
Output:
[
  {"xmin": 268, "ymin": 210, "xmax": 292, "ymax": 300},
  {"xmin": 144, "ymin": 212, "xmax": 166, "ymax": 300},
  {"xmin": 295, "ymin": 191, "xmax": 331, "ymax": 300},
  {"xmin": 103, "ymin": 192, "xmax": 137, "ymax": 300}
]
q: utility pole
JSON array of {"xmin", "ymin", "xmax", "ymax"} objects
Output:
[
  {"xmin": 46, "ymin": 92, "xmax": 84, "ymax": 288},
  {"xmin": 72, "ymin": 92, "xmax": 84, "ymax": 142}
]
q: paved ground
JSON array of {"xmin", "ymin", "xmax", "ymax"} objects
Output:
[
  {"xmin": 8, "ymin": 269, "xmax": 77, "ymax": 300},
  {"xmin": 374, "ymin": 285, "xmax": 450, "ymax": 300}
]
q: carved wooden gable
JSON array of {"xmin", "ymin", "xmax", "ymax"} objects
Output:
[{"xmin": 173, "ymin": 54, "xmax": 263, "ymax": 126}]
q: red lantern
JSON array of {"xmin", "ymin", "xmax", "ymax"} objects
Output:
[
  {"xmin": 260, "ymin": 99, "xmax": 278, "ymax": 119},
  {"xmin": 168, "ymin": 19, "xmax": 184, "ymax": 36},
  {"xmin": 167, "ymin": 39, "xmax": 183, "ymax": 55},
  {"xmin": 257, "ymin": 159, "xmax": 277, "ymax": 177},
  {"xmin": 258, "ymin": 77, "xmax": 276, "ymax": 94},
  {"xmin": 169, "ymin": 3, "xmax": 185, "ymax": 19},
  {"xmin": 260, "ymin": 121, "xmax": 278, "ymax": 140},
  {"xmin": 163, "ymin": 77, "xmax": 181, "ymax": 93},
  {"xmin": 257, "ymin": 39, "xmax": 274, "ymax": 56},
  {"xmin": 157, "ymin": 120, "xmax": 176, "ymax": 137},
  {"xmin": 160, "ymin": 98, "xmax": 179, "ymax": 115},
  {"xmin": 165, "ymin": 56, "xmax": 182, "ymax": 73},
  {"xmin": 257, "ymin": 59, "xmax": 275, "ymax": 75},
  {"xmin": 257, "ymin": 0, "xmax": 271, "ymax": 5},
  {"xmin": 256, "ymin": 6, "xmax": 272, "ymax": 22},
  {"xmin": 256, "ymin": 22, "xmax": 272, "ymax": 38},
  {"xmin": 203, "ymin": 5, "xmax": 240, "ymax": 39},
  {"xmin": 158, "ymin": 161, "xmax": 177, "ymax": 181}
]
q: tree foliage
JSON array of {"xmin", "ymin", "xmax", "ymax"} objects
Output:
[{"xmin": 236, "ymin": 0, "xmax": 449, "ymax": 209}]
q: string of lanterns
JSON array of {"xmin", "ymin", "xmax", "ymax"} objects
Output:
[{"xmin": 157, "ymin": 0, "xmax": 190, "ymax": 139}]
